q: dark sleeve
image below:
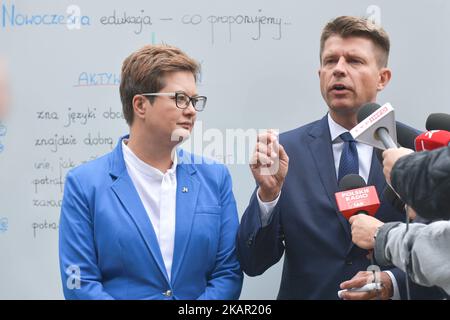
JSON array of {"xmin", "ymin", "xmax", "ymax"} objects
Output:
[
  {"xmin": 375, "ymin": 222, "xmax": 449, "ymax": 299},
  {"xmin": 236, "ymin": 189, "xmax": 285, "ymax": 276},
  {"xmin": 391, "ymin": 146, "xmax": 450, "ymax": 220}
]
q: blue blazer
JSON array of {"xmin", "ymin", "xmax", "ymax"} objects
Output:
[
  {"xmin": 59, "ymin": 136, "xmax": 243, "ymax": 300},
  {"xmin": 238, "ymin": 115, "xmax": 411, "ymax": 299}
]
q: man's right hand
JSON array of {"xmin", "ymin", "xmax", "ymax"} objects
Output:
[{"xmin": 250, "ymin": 130, "xmax": 289, "ymax": 202}]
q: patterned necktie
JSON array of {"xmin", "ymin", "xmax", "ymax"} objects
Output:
[{"xmin": 338, "ymin": 132, "xmax": 359, "ymax": 182}]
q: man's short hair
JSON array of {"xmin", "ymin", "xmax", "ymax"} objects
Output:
[
  {"xmin": 320, "ymin": 16, "xmax": 390, "ymax": 68},
  {"xmin": 120, "ymin": 44, "xmax": 200, "ymax": 126}
]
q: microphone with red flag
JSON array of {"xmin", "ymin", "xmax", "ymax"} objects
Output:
[
  {"xmin": 335, "ymin": 174, "xmax": 380, "ymax": 220},
  {"xmin": 415, "ymin": 130, "xmax": 450, "ymax": 151}
]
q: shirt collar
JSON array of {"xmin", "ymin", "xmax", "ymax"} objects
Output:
[
  {"xmin": 122, "ymin": 139, "xmax": 177, "ymax": 178},
  {"xmin": 327, "ymin": 113, "xmax": 352, "ymax": 143}
]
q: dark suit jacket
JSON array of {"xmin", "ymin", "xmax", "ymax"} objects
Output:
[{"xmin": 237, "ymin": 115, "xmax": 433, "ymax": 299}]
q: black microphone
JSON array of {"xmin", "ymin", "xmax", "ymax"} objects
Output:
[
  {"xmin": 426, "ymin": 113, "xmax": 450, "ymax": 131},
  {"xmin": 338, "ymin": 174, "xmax": 366, "ymax": 191}
]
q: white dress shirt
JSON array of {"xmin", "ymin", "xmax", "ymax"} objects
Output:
[
  {"xmin": 122, "ymin": 140, "xmax": 177, "ymax": 281},
  {"xmin": 256, "ymin": 114, "xmax": 400, "ymax": 299}
]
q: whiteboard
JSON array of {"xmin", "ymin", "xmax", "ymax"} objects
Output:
[{"xmin": 1, "ymin": 0, "xmax": 449, "ymax": 299}]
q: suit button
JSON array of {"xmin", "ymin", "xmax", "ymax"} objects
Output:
[
  {"xmin": 345, "ymin": 260, "xmax": 353, "ymax": 265},
  {"xmin": 247, "ymin": 236, "xmax": 254, "ymax": 247},
  {"xmin": 163, "ymin": 290, "xmax": 172, "ymax": 297}
]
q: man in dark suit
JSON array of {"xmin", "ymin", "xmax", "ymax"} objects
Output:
[{"xmin": 238, "ymin": 16, "xmax": 409, "ymax": 300}]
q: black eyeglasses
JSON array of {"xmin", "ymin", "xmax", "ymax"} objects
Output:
[{"xmin": 140, "ymin": 92, "xmax": 207, "ymax": 111}]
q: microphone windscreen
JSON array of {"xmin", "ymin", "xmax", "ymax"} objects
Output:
[
  {"xmin": 338, "ymin": 174, "xmax": 366, "ymax": 191},
  {"xmin": 357, "ymin": 103, "xmax": 382, "ymax": 123},
  {"xmin": 426, "ymin": 113, "xmax": 450, "ymax": 131}
]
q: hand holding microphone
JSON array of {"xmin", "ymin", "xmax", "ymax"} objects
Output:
[
  {"xmin": 334, "ymin": 174, "xmax": 385, "ymax": 250},
  {"xmin": 349, "ymin": 214, "xmax": 384, "ymax": 250},
  {"xmin": 334, "ymin": 174, "xmax": 380, "ymax": 220},
  {"xmin": 334, "ymin": 162, "xmax": 394, "ymax": 300}
]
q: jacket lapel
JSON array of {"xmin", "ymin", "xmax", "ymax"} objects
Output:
[
  {"xmin": 307, "ymin": 115, "xmax": 352, "ymax": 241},
  {"xmin": 171, "ymin": 151, "xmax": 200, "ymax": 285},
  {"xmin": 109, "ymin": 136, "xmax": 169, "ymax": 283},
  {"xmin": 367, "ymin": 149, "xmax": 385, "ymax": 193}
]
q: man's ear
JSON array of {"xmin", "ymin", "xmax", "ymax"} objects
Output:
[
  {"xmin": 132, "ymin": 95, "xmax": 148, "ymax": 120},
  {"xmin": 377, "ymin": 68, "xmax": 392, "ymax": 91}
]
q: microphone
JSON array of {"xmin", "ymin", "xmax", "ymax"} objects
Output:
[
  {"xmin": 357, "ymin": 103, "xmax": 421, "ymax": 149},
  {"xmin": 426, "ymin": 113, "xmax": 450, "ymax": 131},
  {"xmin": 415, "ymin": 130, "xmax": 450, "ymax": 151},
  {"xmin": 351, "ymin": 102, "xmax": 398, "ymax": 150},
  {"xmin": 335, "ymin": 174, "xmax": 380, "ymax": 220},
  {"xmin": 357, "ymin": 102, "xmax": 384, "ymax": 123}
]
